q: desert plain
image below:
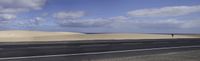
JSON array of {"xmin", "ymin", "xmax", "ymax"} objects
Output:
[{"xmin": 0, "ymin": 30, "xmax": 199, "ymax": 42}]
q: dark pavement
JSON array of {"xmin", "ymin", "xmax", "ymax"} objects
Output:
[{"xmin": 0, "ymin": 38, "xmax": 200, "ymax": 61}]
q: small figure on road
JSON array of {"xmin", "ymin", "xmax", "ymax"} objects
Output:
[{"xmin": 171, "ymin": 34, "xmax": 174, "ymax": 38}]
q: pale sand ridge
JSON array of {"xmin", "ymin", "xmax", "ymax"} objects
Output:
[{"xmin": 0, "ymin": 30, "xmax": 199, "ymax": 42}]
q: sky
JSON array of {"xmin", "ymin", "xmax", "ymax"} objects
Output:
[{"xmin": 0, "ymin": 0, "xmax": 200, "ymax": 33}]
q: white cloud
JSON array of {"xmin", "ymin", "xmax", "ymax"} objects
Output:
[
  {"xmin": 125, "ymin": 19, "xmax": 182, "ymax": 28},
  {"xmin": 52, "ymin": 5, "xmax": 200, "ymax": 30},
  {"xmin": 29, "ymin": 17, "xmax": 45, "ymax": 25},
  {"xmin": 53, "ymin": 11, "xmax": 85, "ymax": 20},
  {"xmin": 10, "ymin": 17, "xmax": 46, "ymax": 27},
  {"xmin": 58, "ymin": 18, "xmax": 112, "ymax": 27},
  {"xmin": 181, "ymin": 20, "xmax": 200, "ymax": 28},
  {"xmin": 111, "ymin": 18, "xmax": 200, "ymax": 30},
  {"xmin": 0, "ymin": 14, "xmax": 16, "ymax": 21},
  {"xmin": 108, "ymin": 18, "xmax": 191, "ymax": 30},
  {"xmin": 127, "ymin": 5, "xmax": 200, "ymax": 17},
  {"xmin": 110, "ymin": 16, "xmax": 128, "ymax": 20},
  {"xmin": 0, "ymin": 0, "xmax": 46, "ymax": 21},
  {"xmin": 0, "ymin": 0, "xmax": 46, "ymax": 10},
  {"xmin": 53, "ymin": 11, "xmax": 113, "ymax": 27}
]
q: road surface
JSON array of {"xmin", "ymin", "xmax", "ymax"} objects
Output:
[{"xmin": 0, "ymin": 38, "xmax": 200, "ymax": 61}]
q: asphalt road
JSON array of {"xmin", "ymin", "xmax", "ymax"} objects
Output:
[{"xmin": 0, "ymin": 38, "xmax": 200, "ymax": 61}]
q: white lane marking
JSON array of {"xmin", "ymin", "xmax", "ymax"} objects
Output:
[{"xmin": 0, "ymin": 45, "xmax": 200, "ymax": 60}]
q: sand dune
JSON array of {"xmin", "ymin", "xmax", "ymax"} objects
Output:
[
  {"xmin": 0, "ymin": 30, "xmax": 199, "ymax": 42},
  {"xmin": 37, "ymin": 33, "xmax": 200, "ymax": 41},
  {"xmin": 0, "ymin": 30, "xmax": 82, "ymax": 37}
]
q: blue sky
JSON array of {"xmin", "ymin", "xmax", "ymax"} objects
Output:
[{"xmin": 0, "ymin": 0, "xmax": 200, "ymax": 33}]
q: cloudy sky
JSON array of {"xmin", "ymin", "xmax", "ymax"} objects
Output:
[{"xmin": 0, "ymin": 0, "xmax": 200, "ymax": 33}]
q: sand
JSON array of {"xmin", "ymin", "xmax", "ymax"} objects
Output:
[
  {"xmin": 0, "ymin": 30, "xmax": 199, "ymax": 42},
  {"xmin": 0, "ymin": 30, "xmax": 83, "ymax": 37}
]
